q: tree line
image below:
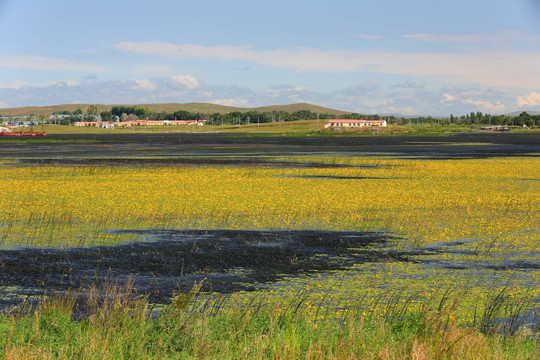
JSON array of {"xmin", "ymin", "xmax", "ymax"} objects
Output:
[
  {"xmin": 5, "ymin": 107, "xmax": 539, "ymax": 127},
  {"xmin": 389, "ymin": 112, "xmax": 539, "ymax": 127}
]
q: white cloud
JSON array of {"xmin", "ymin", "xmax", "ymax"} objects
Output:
[
  {"xmin": 441, "ymin": 93, "xmax": 455, "ymax": 102},
  {"xmin": 401, "ymin": 31, "xmax": 540, "ymax": 45},
  {"xmin": 465, "ymin": 99, "xmax": 505, "ymax": 112},
  {"xmin": 113, "ymin": 41, "xmax": 540, "ymax": 89},
  {"xmin": 0, "ymin": 80, "xmax": 30, "ymax": 89},
  {"xmin": 355, "ymin": 34, "xmax": 383, "ymax": 40},
  {"xmin": 393, "ymin": 80, "xmax": 424, "ymax": 89},
  {"xmin": 171, "ymin": 74, "xmax": 200, "ymax": 89},
  {"xmin": 516, "ymin": 92, "xmax": 540, "ymax": 107},
  {"xmin": 132, "ymin": 65, "xmax": 177, "ymax": 76},
  {"xmin": 268, "ymin": 85, "xmax": 313, "ymax": 97},
  {"xmin": 0, "ymin": 76, "xmax": 525, "ymax": 116},
  {"xmin": 115, "ymin": 42, "xmax": 253, "ymax": 61},
  {"xmin": 76, "ymin": 49, "xmax": 97, "ymax": 54},
  {"xmin": 131, "ymin": 79, "xmax": 157, "ymax": 91},
  {"xmin": 213, "ymin": 98, "xmax": 249, "ymax": 107},
  {"xmin": 0, "ymin": 80, "xmax": 81, "ymax": 89},
  {"xmin": 0, "ymin": 55, "xmax": 108, "ymax": 72},
  {"xmin": 362, "ymin": 99, "xmax": 393, "ymax": 107}
]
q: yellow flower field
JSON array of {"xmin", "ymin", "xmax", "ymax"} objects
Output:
[
  {"xmin": 0, "ymin": 156, "xmax": 538, "ymax": 325},
  {"xmin": 0, "ymin": 157, "xmax": 537, "ymax": 250}
]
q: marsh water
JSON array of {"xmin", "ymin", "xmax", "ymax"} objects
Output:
[
  {"xmin": 0, "ymin": 132, "xmax": 538, "ymax": 165},
  {"xmin": 0, "ymin": 132, "xmax": 539, "ymax": 325},
  {"xmin": 0, "ymin": 230, "xmax": 401, "ymax": 306}
]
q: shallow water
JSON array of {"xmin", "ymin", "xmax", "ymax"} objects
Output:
[
  {"xmin": 0, "ymin": 229, "xmax": 401, "ymax": 310},
  {"xmin": 1, "ymin": 133, "xmax": 539, "ymax": 165}
]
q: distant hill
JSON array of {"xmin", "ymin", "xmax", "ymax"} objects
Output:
[
  {"xmin": 505, "ymin": 110, "xmax": 540, "ymax": 116},
  {"xmin": 0, "ymin": 102, "xmax": 349, "ymax": 117}
]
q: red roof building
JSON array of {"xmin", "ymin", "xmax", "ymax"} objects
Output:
[{"xmin": 324, "ymin": 119, "xmax": 387, "ymax": 128}]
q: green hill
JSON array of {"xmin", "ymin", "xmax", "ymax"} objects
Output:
[{"xmin": 0, "ymin": 102, "xmax": 349, "ymax": 117}]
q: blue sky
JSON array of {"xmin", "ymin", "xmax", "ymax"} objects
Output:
[{"xmin": 1, "ymin": 0, "xmax": 540, "ymax": 115}]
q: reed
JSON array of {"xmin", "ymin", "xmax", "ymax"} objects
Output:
[{"xmin": 0, "ymin": 284, "xmax": 537, "ymax": 359}]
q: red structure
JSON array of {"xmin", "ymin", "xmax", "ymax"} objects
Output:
[
  {"xmin": 0, "ymin": 128, "xmax": 47, "ymax": 136},
  {"xmin": 0, "ymin": 132, "xmax": 47, "ymax": 136}
]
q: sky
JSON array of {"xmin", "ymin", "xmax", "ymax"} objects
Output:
[{"xmin": 1, "ymin": 0, "xmax": 540, "ymax": 116}]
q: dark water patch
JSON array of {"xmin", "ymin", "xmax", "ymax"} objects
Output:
[
  {"xmin": 1, "ymin": 133, "xmax": 538, "ymax": 162},
  {"xmin": 0, "ymin": 229, "xmax": 405, "ymax": 313},
  {"xmin": 419, "ymin": 238, "xmax": 478, "ymax": 251},
  {"xmin": 488, "ymin": 307, "xmax": 540, "ymax": 336},
  {"xmin": 420, "ymin": 258, "xmax": 540, "ymax": 271},
  {"xmin": 9, "ymin": 157, "xmax": 376, "ymax": 169},
  {"xmin": 392, "ymin": 153, "xmax": 539, "ymax": 160},
  {"xmin": 404, "ymin": 238, "xmax": 540, "ymax": 272},
  {"xmin": 276, "ymin": 175, "xmax": 392, "ymax": 180}
]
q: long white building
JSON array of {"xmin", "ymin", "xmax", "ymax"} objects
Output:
[{"xmin": 324, "ymin": 119, "xmax": 387, "ymax": 128}]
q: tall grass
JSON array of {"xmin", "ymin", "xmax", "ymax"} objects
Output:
[{"xmin": 0, "ymin": 283, "xmax": 537, "ymax": 359}]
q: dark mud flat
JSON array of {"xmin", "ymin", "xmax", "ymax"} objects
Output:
[
  {"xmin": 409, "ymin": 238, "xmax": 540, "ymax": 272},
  {"xmin": 1, "ymin": 133, "xmax": 539, "ymax": 163},
  {"xmin": 0, "ymin": 229, "xmax": 405, "ymax": 312},
  {"xmin": 9, "ymin": 157, "xmax": 375, "ymax": 169},
  {"xmin": 276, "ymin": 175, "xmax": 391, "ymax": 180}
]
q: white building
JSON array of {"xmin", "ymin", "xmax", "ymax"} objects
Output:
[{"xmin": 324, "ymin": 119, "xmax": 387, "ymax": 128}]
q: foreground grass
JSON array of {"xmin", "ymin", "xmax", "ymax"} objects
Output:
[{"xmin": 0, "ymin": 284, "xmax": 537, "ymax": 360}]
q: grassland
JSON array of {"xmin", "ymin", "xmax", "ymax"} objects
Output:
[
  {"xmin": 0, "ymin": 135, "xmax": 538, "ymax": 358},
  {"xmin": 0, "ymin": 284, "xmax": 538, "ymax": 359}
]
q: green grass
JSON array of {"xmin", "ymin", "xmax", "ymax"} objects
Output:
[{"xmin": 0, "ymin": 283, "xmax": 537, "ymax": 359}]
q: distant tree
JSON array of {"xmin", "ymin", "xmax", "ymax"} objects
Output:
[
  {"xmin": 87, "ymin": 105, "xmax": 98, "ymax": 116},
  {"xmin": 54, "ymin": 110, "xmax": 71, "ymax": 115},
  {"xmin": 469, "ymin": 112, "xmax": 476, "ymax": 124},
  {"xmin": 210, "ymin": 112, "xmax": 222, "ymax": 125},
  {"xmin": 73, "ymin": 108, "xmax": 83, "ymax": 115},
  {"xmin": 513, "ymin": 112, "xmax": 531, "ymax": 127},
  {"xmin": 100, "ymin": 111, "xmax": 113, "ymax": 122},
  {"xmin": 112, "ymin": 106, "xmax": 135, "ymax": 117},
  {"xmin": 127, "ymin": 114, "xmax": 139, "ymax": 121},
  {"xmin": 173, "ymin": 110, "xmax": 191, "ymax": 120},
  {"xmin": 133, "ymin": 107, "xmax": 150, "ymax": 118},
  {"xmin": 476, "ymin": 112, "xmax": 483, "ymax": 121},
  {"xmin": 69, "ymin": 115, "xmax": 81, "ymax": 124},
  {"xmin": 151, "ymin": 111, "xmax": 169, "ymax": 120},
  {"xmin": 291, "ymin": 110, "xmax": 317, "ymax": 120}
]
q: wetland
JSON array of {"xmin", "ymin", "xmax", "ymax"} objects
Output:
[{"xmin": 0, "ymin": 131, "xmax": 539, "ymax": 330}]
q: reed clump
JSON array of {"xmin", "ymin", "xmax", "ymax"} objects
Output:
[{"xmin": 0, "ymin": 284, "xmax": 537, "ymax": 359}]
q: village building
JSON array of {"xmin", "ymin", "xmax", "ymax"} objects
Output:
[
  {"xmin": 73, "ymin": 121, "xmax": 101, "ymax": 127},
  {"xmin": 73, "ymin": 119, "xmax": 207, "ymax": 128},
  {"xmin": 324, "ymin": 119, "xmax": 387, "ymax": 128}
]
